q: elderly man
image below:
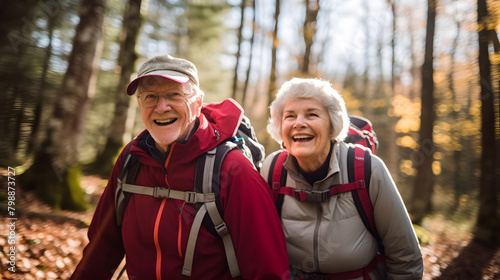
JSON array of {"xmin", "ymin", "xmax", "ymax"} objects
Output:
[{"xmin": 71, "ymin": 55, "xmax": 289, "ymax": 279}]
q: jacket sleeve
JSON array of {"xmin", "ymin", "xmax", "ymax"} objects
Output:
[
  {"xmin": 220, "ymin": 150, "xmax": 290, "ymax": 280},
  {"xmin": 370, "ymin": 155, "xmax": 424, "ymax": 280},
  {"xmin": 70, "ymin": 154, "xmax": 127, "ymax": 280}
]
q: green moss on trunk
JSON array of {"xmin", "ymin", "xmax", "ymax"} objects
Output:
[
  {"xmin": 20, "ymin": 152, "xmax": 89, "ymax": 211},
  {"xmin": 61, "ymin": 165, "xmax": 89, "ymax": 211}
]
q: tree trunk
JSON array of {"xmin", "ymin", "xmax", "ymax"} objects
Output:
[
  {"xmin": 242, "ymin": 0, "xmax": 256, "ymax": 109},
  {"xmin": 408, "ymin": 10, "xmax": 420, "ymax": 100},
  {"xmin": 232, "ymin": 0, "xmax": 245, "ymax": 103},
  {"xmin": 262, "ymin": 0, "xmax": 281, "ymax": 152},
  {"xmin": 20, "ymin": 0, "xmax": 107, "ymax": 211},
  {"xmin": 1, "ymin": 28, "xmax": 31, "ymax": 165},
  {"xmin": 11, "ymin": 92, "xmax": 24, "ymax": 153},
  {"xmin": 269, "ymin": 0, "xmax": 280, "ymax": 103},
  {"xmin": 386, "ymin": 0, "xmax": 399, "ymax": 181},
  {"xmin": 474, "ymin": 0, "xmax": 499, "ymax": 244},
  {"xmin": 27, "ymin": 14, "xmax": 57, "ymax": 155},
  {"xmin": 410, "ymin": 0, "xmax": 436, "ymax": 224},
  {"xmin": 388, "ymin": 0, "xmax": 396, "ymax": 94},
  {"xmin": 0, "ymin": 1, "xmax": 37, "ymax": 164},
  {"xmin": 301, "ymin": 0, "xmax": 319, "ymax": 75},
  {"xmin": 362, "ymin": 0, "xmax": 370, "ymax": 93},
  {"xmin": 89, "ymin": 0, "xmax": 142, "ymax": 177},
  {"xmin": 448, "ymin": 20, "xmax": 462, "ymax": 212}
]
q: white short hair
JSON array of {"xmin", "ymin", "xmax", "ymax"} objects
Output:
[{"xmin": 267, "ymin": 78, "xmax": 349, "ymax": 145}]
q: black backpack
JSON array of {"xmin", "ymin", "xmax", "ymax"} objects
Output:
[{"xmin": 114, "ymin": 115, "xmax": 264, "ymax": 278}]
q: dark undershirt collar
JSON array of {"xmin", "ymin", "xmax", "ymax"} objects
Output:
[{"xmin": 300, "ymin": 142, "xmax": 333, "ymax": 186}]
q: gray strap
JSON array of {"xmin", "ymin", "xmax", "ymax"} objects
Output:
[
  {"xmin": 206, "ymin": 201, "xmax": 241, "ymax": 278},
  {"xmin": 202, "ymin": 148, "xmax": 217, "ymax": 193},
  {"xmin": 202, "ymin": 147, "xmax": 240, "ymax": 277},
  {"xmin": 182, "ymin": 205, "xmax": 208, "ymax": 276},
  {"xmin": 183, "ymin": 146, "xmax": 241, "ymax": 278},
  {"xmin": 122, "ymin": 153, "xmax": 132, "ymax": 171},
  {"xmin": 122, "ymin": 183, "xmax": 215, "ymax": 204},
  {"xmin": 122, "ymin": 183, "xmax": 154, "ymax": 196}
]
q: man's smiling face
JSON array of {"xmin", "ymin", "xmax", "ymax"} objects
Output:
[{"xmin": 137, "ymin": 76, "xmax": 202, "ymax": 153}]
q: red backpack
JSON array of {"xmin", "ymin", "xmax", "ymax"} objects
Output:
[
  {"xmin": 345, "ymin": 114, "xmax": 378, "ymax": 154},
  {"xmin": 266, "ymin": 115, "xmax": 384, "ymax": 279}
]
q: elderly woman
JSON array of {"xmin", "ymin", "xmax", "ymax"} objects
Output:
[{"xmin": 261, "ymin": 78, "xmax": 424, "ymax": 280}]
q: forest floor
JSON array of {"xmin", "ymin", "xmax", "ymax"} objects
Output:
[{"xmin": 0, "ymin": 168, "xmax": 499, "ymax": 280}]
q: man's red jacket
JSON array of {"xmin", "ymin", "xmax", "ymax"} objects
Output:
[{"xmin": 71, "ymin": 99, "xmax": 289, "ymax": 279}]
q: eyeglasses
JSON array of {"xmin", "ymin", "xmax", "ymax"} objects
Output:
[{"xmin": 138, "ymin": 91, "xmax": 193, "ymax": 108}]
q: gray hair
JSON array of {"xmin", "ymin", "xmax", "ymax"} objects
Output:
[
  {"xmin": 187, "ymin": 81, "xmax": 205, "ymax": 99},
  {"xmin": 267, "ymin": 78, "xmax": 349, "ymax": 145}
]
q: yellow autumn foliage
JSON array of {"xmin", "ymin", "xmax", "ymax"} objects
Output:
[
  {"xmin": 400, "ymin": 160, "xmax": 416, "ymax": 176},
  {"xmin": 397, "ymin": 136, "xmax": 418, "ymax": 149},
  {"xmin": 432, "ymin": 161, "xmax": 441, "ymax": 175}
]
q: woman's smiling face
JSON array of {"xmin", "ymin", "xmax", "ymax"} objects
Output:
[{"xmin": 281, "ymin": 97, "xmax": 332, "ymax": 172}]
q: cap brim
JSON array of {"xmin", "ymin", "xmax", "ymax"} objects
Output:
[{"xmin": 126, "ymin": 70, "xmax": 190, "ymax": 95}]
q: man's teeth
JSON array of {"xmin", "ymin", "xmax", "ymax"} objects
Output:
[{"xmin": 155, "ymin": 119, "xmax": 175, "ymax": 124}]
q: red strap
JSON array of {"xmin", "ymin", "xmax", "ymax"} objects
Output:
[
  {"xmin": 329, "ymin": 181, "xmax": 364, "ymax": 196},
  {"xmin": 357, "ymin": 187, "xmax": 376, "ymax": 233},
  {"xmin": 353, "ymin": 146, "xmax": 377, "ymax": 235},
  {"xmin": 354, "ymin": 146, "xmax": 365, "ymax": 182},
  {"xmin": 278, "ymin": 186, "xmax": 297, "ymax": 197},
  {"xmin": 278, "ymin": 181, "xmax": 365, "ymax": 202},
  {"xmin": 272, "ymin": 151, "xmax": 288, "ymax": 190},
  {"xmin": 278, "ymin": 187, "xmax": 308, "ymax": 201}
]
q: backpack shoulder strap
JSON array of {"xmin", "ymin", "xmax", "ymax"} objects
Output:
[
  {"xmin": 183, "ymin": 142, "xmax": 241, "ymax": 278},
  {"xmin": 115, "ymin": 142, "xmax": 140, "ymax": 227},
  {"xmin": 266, "ymin": 151, "xmax": 288, "ymax": 218},
  {"xmin": 347, "ymin": 145, "xmax": 384, "ymax": 254}
]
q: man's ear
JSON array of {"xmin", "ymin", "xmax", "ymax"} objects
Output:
[{"xmin": 196, "ymin": 94, "xmax": 203, "ymax": 116}]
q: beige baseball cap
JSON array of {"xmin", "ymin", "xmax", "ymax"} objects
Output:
[{"xmin": 126, "ymin": 55, "xmax": 199, "ymax": 95}]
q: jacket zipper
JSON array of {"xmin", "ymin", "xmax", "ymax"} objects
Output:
[
  {"xmin": 154, "ymin": 143, "xmax": 176, "ymax": 280},
  {"xmin": 154, "ymin": 198, "xmax": 167, "ymax": 280},
  {"xmin": 178, "ymin": 202, "xmax": 186, "ymax": 257},
  {"xmin": 286, "ymin": 168, "xmax": 325, "ymax": 273},
  {"xmin": 313, "ymin": 204, "xmax": 323, "ymax": 272}
]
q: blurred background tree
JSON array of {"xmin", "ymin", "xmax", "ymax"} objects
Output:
[
  {"xmin": 1, "ymin": 0, "xmax": 499, "ymax": 243},
  {"xmin": 17, "ymin": 0, "xmax": 107, "ymax": 211},
  {"xmin": 410, "ymin": 0, "xmax": 436, "ymax": 225},
  {"xmin": 87, "ymin": 0, "xmax": 143, "ymax": 177}
]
